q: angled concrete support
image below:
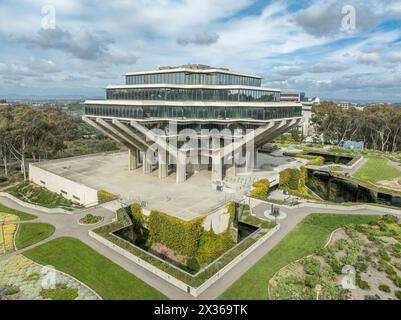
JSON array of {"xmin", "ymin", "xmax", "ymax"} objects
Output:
[
  {"xmin": 128, "ymin": 148, "xmax": 139, "ymax": 170},
  {"xmin": 142, "ymin": 151, "xmax": 152, "ymax": 174}
]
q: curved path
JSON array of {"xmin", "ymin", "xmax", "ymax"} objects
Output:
[{"xmin": 0, "ymin": 195, "xmax": 399, "ymax": 300}]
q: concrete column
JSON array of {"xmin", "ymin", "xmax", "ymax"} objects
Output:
[
  {"xmin": 142, "ymin": 151, "xmax": 152, "ymax": 174},
  {"xmin": 128, "ymin": 148, "xmax": 138, "ymax": 171},
  {"xmin": 212, "ymin": 155, "xmax": 223, "ymax": 182},
  {"xmin": 158, "ymin": 151, "xmax": 168, "ymax": 179},
  {"xmin": 176, "ymin": 151, "xmax": 186, "ymax": 183}
]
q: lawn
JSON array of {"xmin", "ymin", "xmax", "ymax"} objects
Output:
[
  {"xmin": 219, "ymin": 213, "xmax": 380, "ymax": 300},
  {"xmin": 0, "ymin": 202, "xmax": 37, "ymax": 221},
  {"xmin": 353, "ymin": 157, "xmax": 401, "ymax": 184},
  {"xmin": 23, "ymin": 237, "xmax": 167, "ymax": 300},
  {"xmin": 15, "ymin": 223, "xmax": 55, "ymax": 249}
]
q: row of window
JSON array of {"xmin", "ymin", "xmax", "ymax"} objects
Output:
[
  {"xmin": 85, "ymin": 105, "xmax": 301, "ymax": 120},
  {"xmin": 106, "ymin": 88, "xmax": 279, "ymax": 102},
  {"xmin": 125, "ymin": 72, "xmax": 261, "ymax": 87}
]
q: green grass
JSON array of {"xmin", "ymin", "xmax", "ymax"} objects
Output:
[
  {"xmin": 219, "ymin": 213, "xmax": 380, "ymax": 300},
  {"xmin": 23, "ymin": 237, "xmax": 167, "ymax": 300},
  {"xmin": 7, "ymin": 181, "xmax": 82, "ymax": 209},
  {"xmin": 40, "ymin": 283, "xmax": 78, "ymax": 300},
  {"xmin": 15, "ymin": 222, "xmax": 55, "ymax": 249},
  {"xmin": 0, "ymin": 202, "xmax": 36, "ymax": 220},
  {"xmin": 353, "ymin": 157, "xmax": 401, "ymax": 184}
]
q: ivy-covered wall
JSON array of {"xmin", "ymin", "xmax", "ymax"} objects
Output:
[
  {"xmin": 148, "ymin": 210, "xmax": 205, "ymax": 257},
  {"xmin": 279, "ymin": 166, "xmax": 309, "ymax": 197}
]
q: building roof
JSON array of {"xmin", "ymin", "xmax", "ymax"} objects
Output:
[{"xmin": 125, "ymin": 65, "xmax": 262, "ymax": 79}]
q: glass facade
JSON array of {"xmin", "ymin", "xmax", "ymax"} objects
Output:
[
  {"xmin": 107, "ymin": 88, "xmax": 279, "ymax": 102},
  {"xmin": 85, "ymin": 105, "xmax": 301, "ymax": 120},
  {"xmin": 125, "ymin": 72, "xmax": 261, "ymax": 87}
]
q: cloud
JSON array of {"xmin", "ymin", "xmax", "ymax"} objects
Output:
[
  {"xmin": 0, "ymin": 59, "xmax": 60, "ymax": 79},
  {"xmin": 387, "ymin": 51, "xmax": 401, "ymax": 62},
  {"xmin": 21, "ymin": 27, "xmax": 114, "ymax": 60},
  {"xmin": 272, "ymin": 66, "xmax": 304, "ymax": 76},
  {"xmin": 177, "ymin": 32, "xmax": 219, "ymax": 46},
  {"xmin": 357, "ymin": 52, "xmax": 380, "ymax": 65},
  {"xmin": 293, "ymin": 1, "xmax": 382, "ymax": 37},
  {"xmin": 309, "ymin": 62, "xmax": 347, "ymax": 73}
]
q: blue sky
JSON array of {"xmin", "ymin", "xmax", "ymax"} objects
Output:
[{"xmin": 1, "ymin": 0, "xmax": 401, "ymax": 101}]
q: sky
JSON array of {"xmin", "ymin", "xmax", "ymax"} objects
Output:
[{"xmin": 1, "ymin": 0, "xmax": 401, "ymax": 101}]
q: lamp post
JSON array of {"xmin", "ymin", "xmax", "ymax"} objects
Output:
[{"xmin": 315, "ymin": 284, "xmax": 322, "ymax": 300}]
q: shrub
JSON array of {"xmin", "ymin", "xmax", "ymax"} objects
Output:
[
  {"xmin": 309, "ymin": 156, "xmax": 325, "ymax": 166},
  {"xmin": 79, "ymin": 213, "xmax": 102, "ymax": 224},
  {"xmin": 250, "ymin": 185, "xmax": 268, "ymax": 200},
  {"xmin": 148, "ymin": 210, "xmax": 204, "ymax": 257},
  {"xmin": 395, "ymin": 290, "xmax": 401, "ymax": 300},
  {"xmin": 97, "ymin": 190, "xmax": 118, "ymax": 203},
  {"xmin": 364, "ymin": 294, "xmax": 380, "ymax": 300},
  {"xmin": 382, "ymin": 215, "xmax": 399, "ymax": 224},
  {"xmin": 4, "ymin": 286, "xmax": 20, "ymax": 296},
  {"xmin": 304, "ymin": 275, "xmax": 319, "ymax": 288},
  {"xmin": 357, "ymin": 279, "xmax": 370, "ymax": 290},
  {"xmin": 186, "ymin": 257, "xmax": 200, "ymax": 273},
  {"xmin": 378, "ymin": 284, "xmax": 391, "ymax": 293},
  {"xmin": 250, "ymin": 179, "xmax": 270, "ymax": 200},
  {"xmin": 24, "ymin": 273, "xmax": 40, "ymax": 282},
  {"xmin": 302, "ymin": 257, "xmax": 321, "ymax": 275}
]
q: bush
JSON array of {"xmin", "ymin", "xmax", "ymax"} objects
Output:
[
  {"xmin": 250, "ymin": 185, "xmax": 268, "ymax": 200},
  {"xmin": 378, "ymin": 284, "xmax": 391, "ymax": 293},
  {"xmin": 302, "ymin": 257, "xmax": 321, "ymax": 275},
  {"xmin": 364, "ymin": 294, "xmax": 380, "ymax": 300},
  {"xmin": 4, "ymin": 286, "xmax": 20, "ymax": 296},
  {"xmin": 148, "ymin": 210, "xmax": 204, "ymax": 257},
  {"xmin": 79, "ymin": 213, "xmax": 102, "ymax": 224},
  {"xmin": 186, "ymin": 257, "xmax": 200, "ymax": 272},
  {"xmin": 130, "ymin": 203, "xmax": 147, "ymax": 235},
  {"xmin": 395, "ymin": 290, "xmax": 401, "ymax": 300},
  {"xmin": 97, "ymin": 190, "xmax": 118, "ymax": 203},
  {"xmin": 250, "ymin": 179, "xmax": 270, "ymax": 200},
  {"xmin": 382, "ymin": 215, "xmax": 399, "ymax": 224},
  {"xmin": 357, "ymin": 279, "xmax": 370, "ymax": 290},
  {"xmin": 309, "ymin": 156, "xmax": 325, "ymax": 166}
]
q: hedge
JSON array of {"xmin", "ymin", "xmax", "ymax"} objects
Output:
[
  {"xmin": 283, "ymin": 152, "xmax": 325, "ymax": 166},
  {"xmin": 97, "ymin": 190, "xmax": 118, "ymax": 203},
  {"xmin": 250, "ymin": 179, "xmax": 270, "ymax": 200},
  {"xmin": 148, "ymin": 210, "xmax": 205, "ymax": 257}
]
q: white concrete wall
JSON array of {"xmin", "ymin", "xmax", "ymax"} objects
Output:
[
  {"xmin": 29, "ymin": 163, "xmax": 98, "ymax": 206},
  {"xmin": 202, "ymin": 207, "xmax": 230, "ymax": 234}
]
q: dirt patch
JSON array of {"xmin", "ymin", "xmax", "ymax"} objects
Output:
[
  {"xmin": 378, "ymin": 177, "xmax": 401, "ymax": 192},
  {"xmin": 328, "ymin": 228, "xmax": 351, "ymax": 246}
]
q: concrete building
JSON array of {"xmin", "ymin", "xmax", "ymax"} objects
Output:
[
  {"xmin": 281, "ymin": 91, "xmax": 320, "ymax": 137},
  {"xmin": 83, "ymin": 65, "xmax": 303, "ymax": 188}
]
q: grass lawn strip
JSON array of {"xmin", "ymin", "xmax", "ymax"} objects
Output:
[
  {"xmin": 15, "ymin": 222, "xmax": 55, "ymax": 250},
  {"xmin": 0, "ymin": 203, "xmax": 36, "ymax": 221},
  {"xmin": 23, "ymin": 237, "xmax": 167, "ymax": 300}
]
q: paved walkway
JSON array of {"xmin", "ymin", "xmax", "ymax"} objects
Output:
[{"xmin": 0, "ymin": 195, "xmax": 399, "ymax": 300}]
